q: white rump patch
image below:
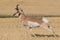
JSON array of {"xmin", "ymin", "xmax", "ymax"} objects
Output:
[
  {"xmin": 42, "ymin": 17, "xmax": 48, "ymax": 23},
  {"xmin": 28, "ymin": 21, "xmax": 40, "ymax": 27}
]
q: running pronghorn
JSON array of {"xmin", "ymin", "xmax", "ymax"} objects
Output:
[{"xmin": 13, "ymin": 4, "xmax": 55, "ymax": 37}]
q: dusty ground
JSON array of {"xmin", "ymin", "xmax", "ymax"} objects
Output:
[
  {"xmin": 0, "ymin": 0, "xmax": 60, "ymax": 40},
  {"xmin": 0, "ymin": 0, "xmax": 60, "ymax": 15},
  {"xmin": 0, "ymin": 17, "xmax": 60, "ymax": 40}
]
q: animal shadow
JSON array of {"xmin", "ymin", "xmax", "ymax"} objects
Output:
[{"xmin": 31, "ymin": 34, "xmax": 59, "ymax": 37}]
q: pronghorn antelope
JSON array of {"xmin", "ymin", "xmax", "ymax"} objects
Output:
[{"xmin": 13, "ymin": 4, "xmax": 55, "ymax": 37}]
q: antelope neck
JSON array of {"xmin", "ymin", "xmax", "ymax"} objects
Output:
[{"xmin": 19, "ymin": 13, "xmax": 26, "ymax": 20}]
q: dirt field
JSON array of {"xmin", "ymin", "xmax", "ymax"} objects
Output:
[
  {"xmin": 0, "ymin": 17, "xmax": 60, "ymax": 40},
  {"xmin": 0, "ymin": 0, "xmax": 60, "ymax": 15},
  {"xmin": 0, "ymin": 0, "xmax": 60, "ymax": 40}
]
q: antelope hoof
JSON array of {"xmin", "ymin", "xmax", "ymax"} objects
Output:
[{"xmin": 31, "ymin": 34, "xmax": 36, "ymax": 37}]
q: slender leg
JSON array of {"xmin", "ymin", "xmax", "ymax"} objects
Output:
[
  {"xmin": 41, "ymin": 23, "xmax": 55, "ymax": 35},
  {"xmin": 48, "ymin": 25, "xmax": 56, "ymax": 37},
  {"xmin": 27, "ymin": 27, "xmax": 36, "ymax": 37}
]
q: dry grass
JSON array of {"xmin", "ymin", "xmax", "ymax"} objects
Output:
[
  {"xmin": 0, "ymin": 0, "xmax": 60, "ymax": 40},
  {"xmin": 0, "ymin": 17, "xmax": 60, "ymax": 40}
]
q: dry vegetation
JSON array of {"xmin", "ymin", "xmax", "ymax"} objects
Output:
[
  {"xmin": 0, "ymin": 17, "xmax": 60, "ymax": 40},
  {"xmin": 0, "ymin": 0, "xmax": 60, "ymax": 40}
]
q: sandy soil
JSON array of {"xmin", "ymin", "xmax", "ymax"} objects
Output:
[
  {"xmin": 0, "ymin": 0, "xmax": 60, "ymax": 15},
  {"xmin": 0, "ymin": 0, "xmax": 60, "ymax": 40},
  {"xmin": 0, "ymin": 17, "xmax": 60, "ymax": 40}
]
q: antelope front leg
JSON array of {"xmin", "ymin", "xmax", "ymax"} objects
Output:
[{"xmin": 27, "ymin": 27, "xmax": 36, "ymax": 37}]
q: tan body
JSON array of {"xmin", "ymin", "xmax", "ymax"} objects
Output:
[
  {"xmin": 19, "ymin": 14, "xmax": 55, "ymax": 36},
  {"xmin": 19, "ymin": 14, "xmax": 46, "ymax": 27}
]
